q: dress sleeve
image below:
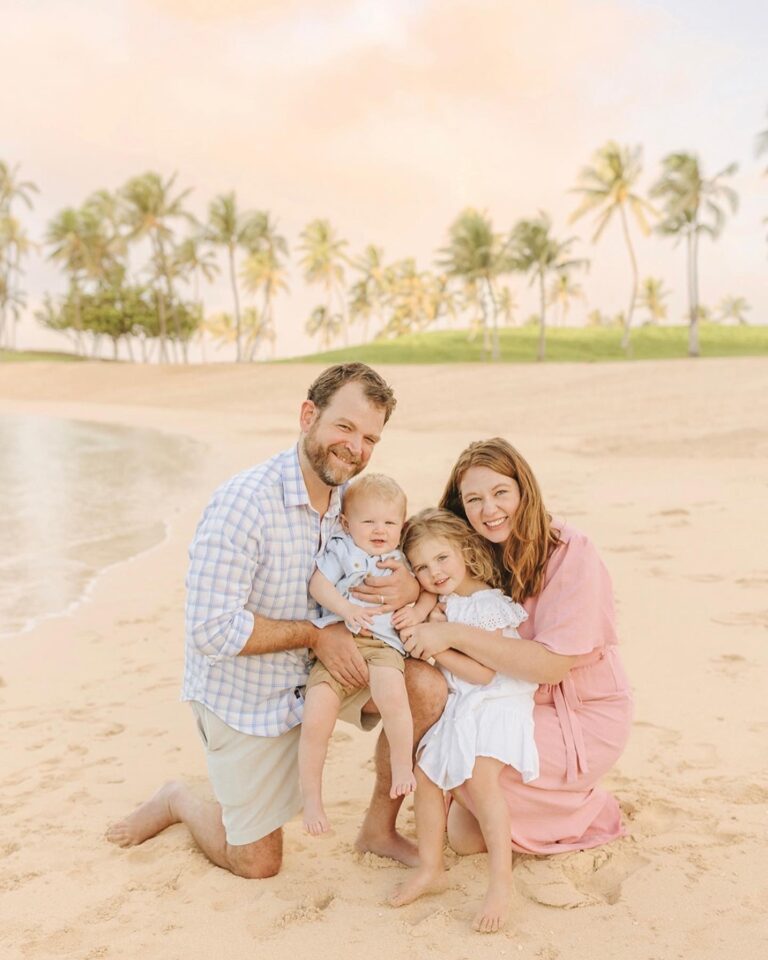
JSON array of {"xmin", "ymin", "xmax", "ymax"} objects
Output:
[{"xmin": 523, "ymin": 533, "xmax": 618, "ymax": 656}]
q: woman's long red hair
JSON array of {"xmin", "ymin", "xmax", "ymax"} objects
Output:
[{"xmin": 439, "ymin": 438, "xmax": 560, "ymax": 602}]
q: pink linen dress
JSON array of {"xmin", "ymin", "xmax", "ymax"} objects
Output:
[{"xmin": 453, "ymin": 522, "xmax": 633, "ymax": 854}]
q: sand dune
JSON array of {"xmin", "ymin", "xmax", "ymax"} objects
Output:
[{"xmin": 1, "ymin": 358, "xmax": 766, "ymax": 959}]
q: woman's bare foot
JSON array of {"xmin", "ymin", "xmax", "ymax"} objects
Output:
[
  {"xmin": 302, "ymin": 799, "xmax": 331, "ymax": 836},
  {"xmin": 389, "ymin": 866, "xmax": 449, "ymax": 907},
  {"xmin": 105, "ymin": 781, "xmax": 183, "ymax": 847},
  {"xmin": 472, "ymin": 876, "xmax": 512, "ymax": 933},
  {"xmin": 389, "ymin": 767, "xmax": 417, "ymax": 799}
]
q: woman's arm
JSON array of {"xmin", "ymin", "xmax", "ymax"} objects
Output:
[
  {"xmin": 401, "ymin": 621, "xmax": 578, "ymax": 685},
  {"xmin": 434, "ymin": 649, "xmax": 495, "ymax": 686}
]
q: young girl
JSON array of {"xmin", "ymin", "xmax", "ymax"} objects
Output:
[{"xmin": 389, "ymin": 508, "xmax": 539, "ymax": 934}]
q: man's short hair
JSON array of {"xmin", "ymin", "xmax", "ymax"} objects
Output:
[{"xmin": 307, "ymin": 363, "xmax": 397, "ymax": 424}]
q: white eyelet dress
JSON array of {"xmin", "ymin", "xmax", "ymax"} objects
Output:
[{"xmin": 417, "ymin": 589, "xmax": 540, "ymax": 790}]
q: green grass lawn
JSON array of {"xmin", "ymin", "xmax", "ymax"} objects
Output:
[
  {"xmin": 283, "ymin": 323, "xmax": 768, "ymax": 364},
  {"xmin": 0, "ymin": 348, "xmax": 87, "ymax": 362}
]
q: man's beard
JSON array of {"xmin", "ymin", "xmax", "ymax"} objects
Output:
[{"xmin": 302, "ymin": 430, "xmax": 363, "ymax": 487}]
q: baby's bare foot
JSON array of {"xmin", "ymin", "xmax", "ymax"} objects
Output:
[
  {"xmin": 389, "ymin": 767, "xmax": 417, "ymax": 800},
  {"xmin": 389, "ymin": 866, "xmax": 449, "ymax": 907},
  {"xmin": 105, "ymin": 781, "xmax": 182, "ymax": 848},
  {"xmin": 302, "ymin": 800, "xmax": 331, "ymax": 836},
  {"xmin": 472, "ymin": 877, "xmax": 512, "ymax": 934}
]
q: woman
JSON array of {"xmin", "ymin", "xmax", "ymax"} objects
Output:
[{"xmin": 401, "ymin": 438, "xmax": 633, "ymax": 855}]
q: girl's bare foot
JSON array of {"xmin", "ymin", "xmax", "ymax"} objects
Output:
[
  {"xmin": 472, "ymin": 876, "xmax": 512, "ymax": 933},
  {"xmin": 389, "ymin": 866, "xmax": 449, "ymax": 907},
  {"xmin": 105, "ymin": 781, "xmax": 182, "ymax": 847},
  {"xmin": 302, "ymin": 799, "xmax": 331, "ymax": 836},
  {"xmin": 389, "ymin": 767, "xmax": 417, "ymax": 799}
]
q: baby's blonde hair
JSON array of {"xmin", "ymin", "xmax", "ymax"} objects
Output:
[
  {"xmin": 401, "ymin": 508, "xmax": 502, "ymax": 589},
  {"xmin": 342, "ymin": 473, "xmax": 407, "ymax": 517}
]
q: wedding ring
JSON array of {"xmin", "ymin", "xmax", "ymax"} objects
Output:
[{"xmin": 380, "ymin": 594, "xmax": 385, "ymax": 604}]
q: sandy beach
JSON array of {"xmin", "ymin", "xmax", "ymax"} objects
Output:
[{"xmin": 1, "ymin": 358, "xmax": 767, "ymax": 960}]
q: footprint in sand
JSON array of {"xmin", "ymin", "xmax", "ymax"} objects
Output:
[
  {"xmin": 711, "ymin": 610, "xmax": 768, "ymax": 628},
  {"xmin": 275, "ymin": 891, "xmax": 336, "ymax": 927},
  {"xmin": 514, "ymin": 847, "xmax": 649, "ymax": 909},
  {"xmin": 96, "ymin": 722, "xmax": 125, "ymax": 738}
]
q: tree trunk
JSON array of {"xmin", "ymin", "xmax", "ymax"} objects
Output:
[
  {"xmin": 229, "ymin": 244, "xmax": 242, "ymax": 362},
  {"xmin": 619, "ymin": 204, "xmax": 638, "ymax": 354},
  {"xmin": 487, "ymin": 277, "xmax": 500, "ymax": 361},
  {"xmin": 690, "ymin": 229, "xmax": 701, "ymax": 357},
  {"xmin": 537, "ymin": 271, "xmax": 547, "ymax": 361},
  {"xmin": 687, "ymin": 227, "xmax": 700, "ymax": 358}
]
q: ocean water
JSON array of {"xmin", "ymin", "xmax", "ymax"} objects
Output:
[{"xmin": 0, "ymin": 415, "xmax": 202, "ymax": 638}]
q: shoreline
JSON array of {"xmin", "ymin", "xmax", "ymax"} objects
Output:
[{"xmin": 2, "ymin": 361, "xmax": 767, "ymax": 960}]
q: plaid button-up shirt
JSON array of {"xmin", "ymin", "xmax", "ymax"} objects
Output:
[{"xmin": 181, "ymin": 445, "xmax": 342, "ymax": 737}]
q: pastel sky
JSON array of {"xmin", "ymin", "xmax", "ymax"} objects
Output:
[{"xmin": 3, "ymin": 0, "xmax": 767, "ymax": 357}]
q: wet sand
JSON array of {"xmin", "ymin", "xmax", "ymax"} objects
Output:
[{"xmin": 1, "ymin": 359, "xmax": 766, "ymax": 960}]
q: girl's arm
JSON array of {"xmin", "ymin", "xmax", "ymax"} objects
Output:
[
  {"xmin": 309, "ymin": 569, "xmax": 378, "ymax": 630},
  {"xmin": 434, "ymin": 649, "xmax": 495, "ymax": 686},
  {"xmin": 391, "ymin": 590, "xmax": 439, "ymax": 630},
  {"xmin": 402, "ymin": 622, "xmax": 578, "ymax": 685}
]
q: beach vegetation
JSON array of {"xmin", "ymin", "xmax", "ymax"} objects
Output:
[
  {"xmin": 650, "ymin": 153, "xmax": 738, "ymax": 357},
  {"xmin": 506, "ymin": 213, "xmax": 588, "ymax": 361},
  {"xmin": 570, "ymin": 142, "xmax": 656, "ymax": 352}
]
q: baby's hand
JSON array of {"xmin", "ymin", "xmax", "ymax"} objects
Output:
[
  {"xmin": 344, "ymin": 604, "xmax": 378, "ymax": 633},
  {"xmin": 392, "ymin": 605, "xmax": 425, "ymax": 630}
]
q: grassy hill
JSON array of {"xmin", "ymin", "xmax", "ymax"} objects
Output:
[
  {"xmin": 283, "ymin": 323, "xmax": 768, "ymax": 364},
  {"xmin": 0, "ymin": 349, "xmax": 88, "ymax": 362}
]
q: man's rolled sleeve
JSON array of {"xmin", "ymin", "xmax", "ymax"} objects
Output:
[{"xmin": 185, "ymin": 493, "xmax": 263, "ymax": 661}]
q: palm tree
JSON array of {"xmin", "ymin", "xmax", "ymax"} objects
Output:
[
  {"xmin": 121, "ymin": 171, "xmax": 194, "ymax": 362},
  {"xmin": 207, "ymin": 194, "xmax": 275, "ymax": 362},
  {"xmin": 175, "ymin": 235, "xmax": 219, "ymax": 328},
  {"xmin": 496, "ymin": 286, "xmax": 518, "ymax": 327},
  {"xmin": 240, "ymin": 214, "xmax": 288, "ymax": 359},
  {"xmin": 438, "ymin": 208, "xmax": 506, "ymax": 360},
  {"xmin": 299, "ymin": 219, "xmax": 350, "ymax": 346},
  {"xmin": 636, "ymin": 277, "xmax": 670, "ymax": 325},
  {"xmin": 717, "ymin": 295, "xmax": 751, "ymax": 326},
  {"xmin": 756, "ymin": 109, "xmax": 768, "ymax": 176},
  {"xmin": 306, "ymin": 305, "xmax": 342, "ymax": 350},
  {"xmin": 570, "ymin": 142, "xmax": 655, "ymax": 351},
  {"xmin": 350, "ymin": 245, "xmax": 387, "ymax": 344},
  {"xmin": 651, "ymin": 153, "xmax": 738, "ymax": 357},
  {"xmin": 0, "ymin": 161, "xmax": 38, "ymax": 213},
  {"xmin": 507, "ymin": 213, "xmax": 588, "ymax": 361},
  {"xmin": 547, "ymin": 271, "xmax": 585, "ymax": 327},
  {"xmin": 0, "ymin": 161, "xmax": 38, "ymax": 351}
]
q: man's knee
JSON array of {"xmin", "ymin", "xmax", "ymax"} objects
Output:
[
  {"xmin": 403, "ymin": 659, "xmax": 448, "ymax": 715},
  {"xmin": 226, "ymin": 829, "xmax": 282, "ymax": 879}
]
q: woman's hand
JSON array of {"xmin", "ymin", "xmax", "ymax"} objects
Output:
[
  {"xmin": 350, "ymin": 559, "xmax": 419, "ymax": 612},
  {"xmin": 400, "ymin": 621, "xmax": 454, "ymax": 661}
]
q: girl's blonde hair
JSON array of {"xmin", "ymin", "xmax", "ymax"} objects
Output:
[
  {"xmin": 400, "ymin": 508, "xmax": 503, "ymax": 590},
  {"xmin": 439, "ymin": 438, "xmax": 560, "ymax": 603}
]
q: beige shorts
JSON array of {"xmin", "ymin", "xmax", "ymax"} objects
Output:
[
  {"xmin": 190, "ymin": 701, "xmax": 302, "ymax": 847},
  {"xmin": 306, "ymin": 636, "xmax": 403, "ymax": 729}
]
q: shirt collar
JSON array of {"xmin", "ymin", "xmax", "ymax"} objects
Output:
[{"xmin": 281, "ymin": 443, "xmax": 343, "ymax": 519}]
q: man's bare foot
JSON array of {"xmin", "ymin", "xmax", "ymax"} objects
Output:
[
  {"xmin": 302, "ymin": 800, "xmax": 331, "ymax": 836},
  {"xmin": 355, "ymin": 827, "xmax": 419, "ymax": 867},
  {"xmin": 389, "ymin": 767, "xmax": 417, "ymax": 800},
  {"xmin": 389, "ymin": 866, "xmax": 449, "ymax": 907},
  {"xmin": 472, "ymin": 877, "xmax": 512, "ymax": 933},
  {"xmin": 105, "ymin": 781, "xmax": 182, "ymax": 848}
]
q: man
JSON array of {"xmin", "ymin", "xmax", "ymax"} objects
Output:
[{"xmin": 106, "ymin": 363, "xmax": 447, "ymax": 878}]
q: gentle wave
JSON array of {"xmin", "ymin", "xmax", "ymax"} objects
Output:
[{"xmin": 0, "ymin": 415, "xmax": 202, "ymax": 639}]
